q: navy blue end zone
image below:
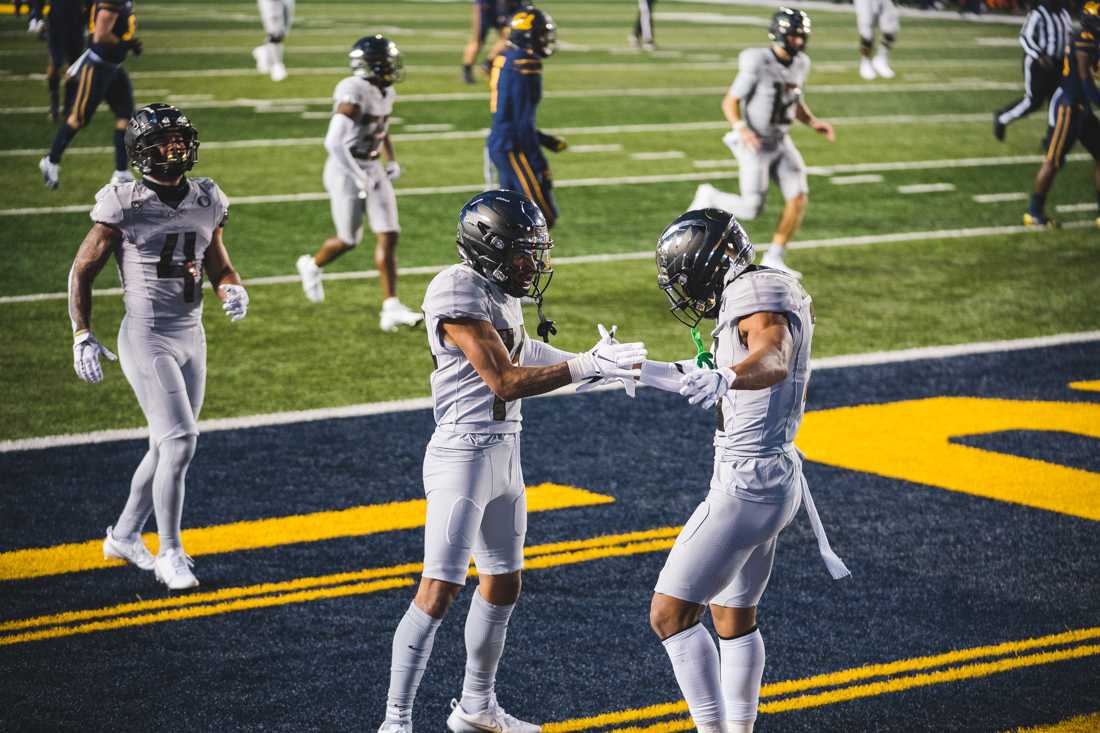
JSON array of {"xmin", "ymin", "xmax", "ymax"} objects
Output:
[{"xmin": 1, "ymin": 341, "xmax": 1099, "ymax": 731}]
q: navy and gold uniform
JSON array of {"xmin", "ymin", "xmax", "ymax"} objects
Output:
[
  {"xmin": 1041, "ymin": 27, "xmax": 1100, "ymax": 169},
  {"xmin": 486, "ymin": 45, "xmax": 558, "ymax": 226},
  {"xmin": 68, "ymin": 0, "xmax": 137, "ymax": 129},
  {"xmin": 475, "ymin": 0, "xmax": 519, "ymax": 43},
  {"xmin": 46, "ymin": 0, "xmax": 89, "ymax": 73}
]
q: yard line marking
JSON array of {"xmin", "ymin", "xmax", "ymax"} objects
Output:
[
  {"xmin": 568, "ymin": 144, "xmax": 624, "ymax": 153},
  {"xmin": 630, "ymin": 151, "xmax": 686, "ymax": 160},
  {"xmin": 664, "ymin": 0, "xmax": 1026, "ymax": 25},
  {"xmin": 2, "ymin": 331, "xmax": 1097, "ymax": 453},
  {"xmin": 898, "ymin": 183, "xmax": 956, "ymax": 194},
  {"xmin": 1055, "ymin": 202, "xmax": 1097, "ymax": 213},
  {"xmin": 973, "ymin": 192, "xmax": 1028, "ymax": 203},
  {"xmin": 0, "ymin": 483, "xmax": 612, "ymax": 582},
  {"xmin": 830, "ymin": 174, "xmax": 883, "ymax": 185}
]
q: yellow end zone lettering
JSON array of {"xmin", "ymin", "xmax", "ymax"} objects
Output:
[{"xmin": 798, "ymin": 397, "xmax": 1100, "ymax": 522}]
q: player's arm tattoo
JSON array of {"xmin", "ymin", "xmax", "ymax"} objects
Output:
[
  {"xmin": 203, "ymin": 228, "xmax": 243, "ymax": 295},
  {"xmin": 729, "ymin": 311, "xmax": 793, "ymax": 390},
  {"xmin": 443, "ymin": 318, "xmax": 572, "ymax": 401},
  {"xmin": 68, "ymin": 223, "xmax": 120, "ymax": 333}
]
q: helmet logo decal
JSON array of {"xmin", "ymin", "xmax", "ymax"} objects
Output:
[{"xmin": 512, "ymin": 12, "xmax": 535, "ymax": 30}]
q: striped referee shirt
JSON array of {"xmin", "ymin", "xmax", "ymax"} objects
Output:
[{"xmin": 1019, "ymin": 4, "xmax": 1073, "ymax": 61}]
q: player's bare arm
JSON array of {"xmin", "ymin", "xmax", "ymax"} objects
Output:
[
  {"xmin": 443, "ymin": 318, "xmax": 572, "ymax": 401},
  {"xmin": 723, "ymin": 92, "xmax": 761, "ymax": 151},
  {"xmin": 68, "ymin": 223, "xmax": 120, "ymax": 332},
  {"xmin": 795, "ymin": 101, "xmax": 835, "ymax": 141},
  {"xmin": 1076, "ymin": 46, "xmax": 1100, "ymax": 105},
  {"xmin": 731, "ymin": 310, "xmax": 794, "ymax": 389},
  {"xmin": 91, "ymin": 7, "xmax": 121, "ymax": 46},
  {"xmin": 204, "ymin": 229, "xmax": 249, "ymax": 322}
]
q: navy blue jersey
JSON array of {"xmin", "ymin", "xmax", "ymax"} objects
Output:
[
  {"xmin": 89, "ymin": 0, "xmax": 136, "ymax": 64},
  {"xmin": 1058, "ymin": 29, "xmax": 1100, "ymax": 107},
  {"xmin": 486, "ymin": 45, "xmax": 543, "ymax": 158},
  {"xmin": 49, "ymin": 0, "xmax": 90, "ymax": 21}
]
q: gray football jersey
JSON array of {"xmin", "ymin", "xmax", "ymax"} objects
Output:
[
  {"xmin": 423, "ymin": 264, "xmax": 527, "ymax": 434},
  {"xmin": 729, "ymin": 47, "xmax": 811, "ymax": 147},
  {"xmin": 90, "ymin": 178, "xmax": 229, "ymax": 329},
  {"xmin": 711, "ymin": 267, "xmax": 814, "ymax": 457},
  {"xmin": 332, "ymin": 75, "xmax": 395, "ymax": 163}
]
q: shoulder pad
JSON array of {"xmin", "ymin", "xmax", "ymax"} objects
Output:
[
  {"xmin": 423, "ymin": 265, "xmax": 493, "ymax": 322},
  {"xmin": 713, "ymin": 268, "xmax": 808, "ymax": 335},
  {"xmin": 89, "ymin": 182, "xmax": 133, "ymax": 226},
  {"xmin": 333, "ymin": 76, "xmax": 365, "ymax": 106}
]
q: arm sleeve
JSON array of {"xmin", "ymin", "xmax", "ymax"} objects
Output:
[
  {"xmin": 523, "ymin": 338, "xmax": 578, "ymax": 367},
  {"xmin": 640, "ymin": 359, "xmax": 699, "ymax": 393},
  {"xmin": 728, "ymin": 49, "xmax": 759, "ymax": 100},
  {"xmin": 89, "ymin": 184, "xmax": 124, "ymax": 227},
  {"xmin": 324, "ymin": 114, "xmax": 369, "ymax": 188},
  {"xmin": 1019, "ymin": 12, "xmax": 1042, "ymax": 59}
]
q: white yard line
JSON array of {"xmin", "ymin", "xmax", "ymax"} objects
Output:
[
  {"xmin": 630, "ymin": 151, "xmax": 687, "ymax": 160},
  {"xmin": 664, "ymin": 0, "xmax": 1027, "ymax": 24},
  {"xmin": 973, "ymin": 192, "xmax": 1028, "ymax": 203},
  {"xmin": 898, "ymin": 183, "xmax": 957, "ymax": 194},
  {"xmin": 830, "ymin": 174, "xmax": 884, "ymax": 185},
  {"xmin": 1055, "ymin": 203, "xmax": 1097, "ymax": 214},
  {"xmin": 5, "ymin": 330, "xmax": 1097, "ymax": 453}
]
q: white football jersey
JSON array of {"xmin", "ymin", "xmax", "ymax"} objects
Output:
[
  {"xmin": 423, "ymin": 264, "xmax": 527, "ymax": 434},
  {"xmin": 729, "ymin": 47, "xmax": 811, "ymax": 147},
  {"xmin": 90, "ymin": 178, "xmax": 229, "ymax": 329},
  {"xmin": 711, "ymin": 267, "xmax": 814, "ymax": 457},
  {"xmin": 332, "ymin": 75, "xmax": 395, "ymax": 163}
]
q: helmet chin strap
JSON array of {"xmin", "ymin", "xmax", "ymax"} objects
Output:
[
  {"xmin": 690, "ymin": 326, "xmax": 715, "ymax": 369},
  {"xmin": 535, "ymin": 294, "xmax": 557, "ymax": 343}
]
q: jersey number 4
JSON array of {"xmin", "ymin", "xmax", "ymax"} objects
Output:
[
  {"xmin": 769, "ymin": 83, "xmax": 795, "ymax": 126},
  {"xmin": 157, "ymin": 232, "xmax": 201, "ymax": 303}
]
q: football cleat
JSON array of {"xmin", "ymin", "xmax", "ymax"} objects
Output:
[
  {"xmin": 297, "ymin": 255, "xmax": 324, "ymax": 303},
  {"xmin": 447, "ymin": 697, "xmax": 540, "ymax": 733},
  {"xmin": 992, "ymin": 112, "xmax": 1006, "ymax": 142},
  {"xmin": 462, "ymin": 65, "xmax": 475, "ymax": 85},
  {"xmin": 377, "ymin": 721, "xmax": 412, "ymax": 733},
  {"xmin": 761, "ymin": 249, "xmax": 802, "ymax": 279},
  {"xmin": 103, "ymin": 526, "xmax": 156, "ymax": 571},
  {"xmin": 154, "ymin": 548, "xmax": 199, "ymax": 590},
  {"xmin": 380, "ymin": 298, "xmax": 424, "ymax": 333},
  {"xmin": 39, "ymin": 156, "xmax": 60, "ymax": 189},
  {"xmin": 110, "ymin": 170, "xmax": 135, "ymax": 185},
  {"xmin": 252, "ymin": 45, "xmax": 271, "ymax": 74},
  {"xmin": 689, "ymin": 183, "xmax": 717, "ymax": 212},
  {"xmin": 859, "ymin": 57, "xmax": 876, "ymax": 80},
  {"xmin": 1022, "ymin": 212, "xmax": 1058, "ymax": 230},
  {"xmin": 871, "ymin": 53, "xmax": 895, "ymax": 79},
  {"xmin": 270, "ymin": 62, "xmax": 288, "ymax": 82}
]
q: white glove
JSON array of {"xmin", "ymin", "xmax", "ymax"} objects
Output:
[
  {"xmin": 679, "ymin": 366, "xmax": 737, "ymax": 409},
  {"xmin": 385, "ymin": 160, "xmax": 401, "ymax": 180},
  {"xmin": 574, "ymin": 324, "xmax": 637, "ymax": 397},
  {"xmin": 567, "ymin": 326, "xmax": 645, "ymax": 383},
  {"xmin": 220, "ymin": 284, "xmax": 249, "ymax": 322},
  {"xmin": 72, "ymin": 329, "xmax": 117, "ymax": 384}
]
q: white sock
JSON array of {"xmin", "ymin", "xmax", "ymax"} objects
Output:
[
  {"xmin": 719, "ymin": 628, "xmax": 765, "ymax": 729},
  {"xmin": 270, "ymin": 41, "xmax": 284, "ymax": 65},
  {"xmin": 765, "ymin": 244, "xmax": 787, "ymax": 259},
  {"xmin": 708, "ymin": 189, "xmax": 752, "ymax": 220},
  {"xmin": 661, "ymin": 624, "xmax": 724, "ymax": 727},
  {"xmin": 383, "ymin": 296, "xmax": 400, "ymax": 309},
  {"xmin": 385, "ymin": 602, "xmax": 443, "ymax": 723},
  {"xmin": 152, "ymin": 435, "xmax": 197, "ymax": 553},
  {"xmin": 113, "ymin": 442, "xmax": 158, "ymax": 537},
  {"xmin": 460, "ymin": 591, "xmax": 515, "ymax": 714}
]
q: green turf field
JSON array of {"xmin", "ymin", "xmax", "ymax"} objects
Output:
[{"xmin": 1, "ymin": 0, "xmax": 1098, "ymax": 441}]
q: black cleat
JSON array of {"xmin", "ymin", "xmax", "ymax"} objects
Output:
[
  {"xmin": 461, "ymin": 64, "xmax": 474, "ymax": 85},
  {"xmin": 992, "ymin": 112, "xmax": 1006, "ymax": 142}
]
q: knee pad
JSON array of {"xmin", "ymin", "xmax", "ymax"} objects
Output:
[
  {"xmin": 882, "ymin": 33, "xmax": 896, "ymax": 48},
  {"xmin": 740, "ymin": 194, "xmax": 766, "ymax": 220},
  {"xmin": 860, "ymin": 37, "xmax": 874, "ymax": 53},
  {"xmin": 267, "ymin": 33, "xmax": 285, "ymax": 44},
  {"xmin": 159, "ymin": 435, "xmax": 197, "ymax": 473}
]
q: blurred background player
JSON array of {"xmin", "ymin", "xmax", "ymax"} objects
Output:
[
  {"xmin": 1024, "ymin": 1, "xmax": 1100, "ymax": 230},
  {"xmin": 855, "ymin": 0, "xmax": 899, "ymax": 80},
  {"xmin": 689, "ymin": 8, "xmax": 834, "ymax": 278},
  {"xmin": 252, "ymin": 0, "xmax": 293, "ymax": 82},
  {"xmin": 993, "ymin": 0, "xmax": 1072, "ymax": 142},
  {"xmin": 630, "ymin": 0, "xmax": 657, "ymax": 51},
  {"xmin": 486, "ymin": 6, "xmax": 564, "ymax": 229},
  {"xmin": 67, "ymin": 103, "xmax": 249, "ymax": 591},
  {"xmin": 296, "ymin": 35, "xmax": 422, "ymax": 333},
  {"xmin": 39, "ymin": 0, "xmax": 141, "ymax": 190},
  {"xmin": 43, "ymin": 0, "xmax": 89, "ymax": 123},
  {"xmin": 461, "ymin": 0, "xmax": 522, "ymax": 85},
  {"xmin": 25, "ymin": 0, "xmax": 46, "ymax": 33}
]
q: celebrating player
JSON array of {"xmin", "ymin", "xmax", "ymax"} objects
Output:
[
  {"xmin": 252, "ymin": 0, "xmax": 293, "ymax": 82},
  {"xmin": 296, "ymin": 35, "xmax": 423, "ymax": 332},
  {"xmin": 689, "ymin": 8, "xmax": 834, "ymax": 278},
  {"xmin": 376, "ymin": 190, "xmax": 644, "ymax": 733},
  {"xmin": 67, "ymin": 104, "xmax": 249, "ymax": 590},
  {"xmin": 854, "ymin": 0, "xmax": 899, "ymax": 80}
]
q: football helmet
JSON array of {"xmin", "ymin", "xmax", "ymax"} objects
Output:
[
  {"xmin": 508, "ymin": 6, "xmax": 557, "ymax": 58},
  {"xmin": 457, "ymin": 189, "xmax": 553, "ymax": 299},
  {"xmin": 768, "ymin": 7, "xmax": 811, "ymax": 57},
  {"xmin": 124, "ymin": 103, "xmax": 199, "ymax": 179},
  {"xmin": 349, "ymin": 34, "xmax": 404, "ymax": 86},
  {"xmin": 1082, "ymin": 1, "xmax": 1100, "ymax": 34},
  {"xmin": 656, "ymin": 209, "xmax": 755, "ymax": 328}
]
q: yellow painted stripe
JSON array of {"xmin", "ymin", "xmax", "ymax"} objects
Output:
[
  {"xmin": 544, "ymin": 702, "xmax": 688, "ymax": 733},
  {"xmin": 0, "ymin": 482, "xmax": 613, "ymax": 582},
  {"xmin": 1005, "ymin": 712, "xmax": 1100, "ymax": 733},
  {"xmin": 1069, "ymin": 380, "xmax": 1100, "ymax": 393}
]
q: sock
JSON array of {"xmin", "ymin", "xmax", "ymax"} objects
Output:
[
  {"xmin": 1028, "ymin": 192, "xmax": 1046, "ymax": 216},
  {"xmin": 113, "ymin": 128, "xmax": 127, "ymax": 172},
  {"xmin": 386, "ymin": 602, "xmax": 444, "ymax": 723},
  {"xmin": 719, "ymin": 628, "xmax": 765, "ymax": 729},
  {"xmin": 48, "ymin": 74, "xmax": 60, "ymax": 116},
  {"xmin": 661, "ymin": 624, "xmax": 724, "ymax": 728},
  {"xmin": 882, "ymin": 33, "xmax": 896, "ymax": 51},
  {"xmin": 460, "ymin": 591, "xmax": 516, "ymax": 714},
  {"xmin": 270, "ymin": 41, "xmax": 284, "ymax": 65},
  {"xmin": 152, "ymin": 435, "xmax": 197, "ymax": 554},
  {"xmin": 48, "ymin": 122, "xmax": 78, "ymax": 164},
  {"xmin": 463, "ymin": 63, "xmax": 473, "ymax": 75},
  {"xmin": 767, "ymin": 243, "xmax": 787, "ymax": 258},
  {"xmin": 113, "ymin": 443, "xmax": 158, "ymax": 537},
  {"xmin": 860, "ymin": 37, "xmax": 873, "ymax": 57}
]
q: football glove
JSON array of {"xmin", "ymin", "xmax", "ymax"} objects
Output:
[
  {"xmin": 125, "ymin": 36, "xmax": 143, "ymax": 56},
  {"xmin": 385, "ymin": 160, "xmax": 401, "ymax": 180},
  {"xmin": 567, "ymin": 327, "xmax": 645, "ymax": 383},
  {"xmin": 679, "ymin": 366, "xmax": 737, "ymax": 409},
  {"xmin": 574, "ymin": 324, "xmax": 637, "ymax": 397},
  {"xmin": 220, "ymin": 284, "xmax": 249, "ymax": 322},
  {"xmin": 538, "ymin": 131, "xmax": 568, "ymax": 153},
  {"xmin": 73, "ymin": 329, "xmax": 117, "ymax": 384}
]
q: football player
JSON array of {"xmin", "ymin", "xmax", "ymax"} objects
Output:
[
  {"xmin": 377, "ymin": 190, "xmax": 645, "ymax": 733},
  {"xmin": 1024, "ymin": 1, "xmax": 1100, "ymax": 230},
  {"xmin": 689, "ymin": 8, "xmax": 834, "ymax": 278},
  {"xmin": 486, "ymin": 6, "xmax": 565, "ymax": 229},
  {"xmin": 591, "ymin": 209, "xmax": 848, "ymax": 733},
  {"xmin": 630, "ymin": 0, "xmax": 657, "ymax": 51},
  {"xmin": 854, "ymin": 0, "xmax": 899, "ymax": 80},
  {"xmin": 67, "ymin": 103, "xmax": 249, "ymax": 590},
  {"xmin": 295, "ymin": 35, "xmax": 423, "ymax": 332},
  {"xmin": 39, "ymin": 0, "xmax": 141, "ymax": 190},
  {"xmin": 42, "ymin": 0, "xmax": 89, "ymax": 123},
  {"xmin": 461, "ymin": 0, "xmax": 522, "ymax": 85},
  {"xmin": 252, "ymin": 0, "xmax": 293, "ymax": 82}
]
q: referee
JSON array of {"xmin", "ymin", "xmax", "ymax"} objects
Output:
[{"xmin": 993, "ymin": 0, "xmax": 1072, "ymax": 141}]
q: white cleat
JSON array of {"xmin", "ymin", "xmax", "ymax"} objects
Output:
[
  {"xmin": 377, "ymin": 721, "xmax": 412, "ymax": 733},
  {"xmin": 110, "ymin": 170, "xmax": 135, "ymax": 185},
  {"xmin": 689, "ymin": 183, "xmax": 716, "ymax": 211},
  {"xmin": 859, "ymin": 57, "xmax": 876, "ymax": 81},
  {"xmin": 761, "ymin": 250, "xmax": 802, "ymax": 279},
  {"xmin": 380, "ymin": 298, "xmax": 424, "ymax": 333},
  {"xmin": 252, "ymin": 45, "xmax": 271, "ymax": 74},
  {"xmin": 103, "ymin": 526, "xmax": 156, "ymax": 571},
  {"xmin": 270, "ymin": 62, "xmax": 288, "ymax": 82},
  {"xmin": 296, "ymin": 254, "xmax": 325, "ymax": 303},
  {"xmin": 39, "ymin": 156, "xmax": 60, "ymax": 190},
  {"xmin": 154, "ymin": 548, "xmax": 199, "ymax": 590},
  {"xmin": 447, "ymin": 697, "xmax": 540, "ymax": 733},
  {"xmin": 872, "ymin": 53, "xmax": 895, "ymax": 79}
]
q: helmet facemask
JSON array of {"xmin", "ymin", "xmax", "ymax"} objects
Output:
[
  {"xmin": 126, "ymin": 108, "xmax": 200, "ymax": 179},
  {"xmin": 350, "ymin": 37, "xmax": 404, "ymax": 86}
]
